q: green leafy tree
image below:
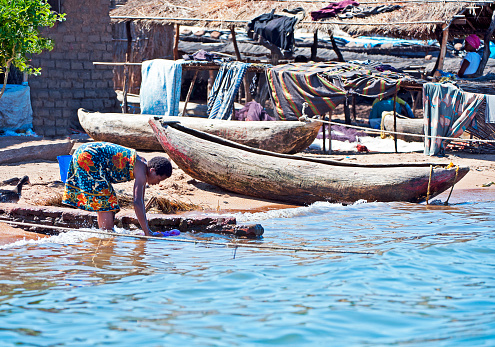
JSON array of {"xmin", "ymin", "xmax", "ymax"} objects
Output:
[{"xmin": 0, "ymin": 0, "xmax": 65, "ymax": 99}]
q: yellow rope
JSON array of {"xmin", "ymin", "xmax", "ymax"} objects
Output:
[
  {"xmin": 0, "ymin": 219, "xmax": 374, "ymax": 255},
  {"xmin": 444, "ymin": 166, "xmax": 460, "ymax": 205},
  {"xmin": 426, "ymin": 164, "xmax": 433, "ymax": 205},
  {"xmin": 379, "ymin": 111, "xmax": 397, "ymax": 139}
]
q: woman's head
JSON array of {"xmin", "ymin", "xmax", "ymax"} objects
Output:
[
  {"xmin": 146, "ymin": 157, "xmax": 172, "ymax": 185},
  {"xmin": 465, "ymin": 34, "xmax": 481, "ymax": 51}
]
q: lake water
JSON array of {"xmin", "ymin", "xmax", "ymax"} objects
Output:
[{"xmin": 1, "ymin": 200, "xmax": 494, "ymax": 346}]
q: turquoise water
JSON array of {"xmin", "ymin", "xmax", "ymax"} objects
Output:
[{"xmin": 1, "ymin": 200, "xmax": 494, "ymax": 346}]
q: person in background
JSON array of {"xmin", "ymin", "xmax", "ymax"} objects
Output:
[
  {"xmin": 368, "ymin": 97, "xmax": 414, "ymax": 129},
  {"xmin": 457, "ymin": 34, "xmax": 481, "ymax": 78},
  {"xmin": 62, "ymin": 142, "xmax": 175, "ymax": 237}
]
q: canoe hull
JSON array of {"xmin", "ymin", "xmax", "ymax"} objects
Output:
[
  {"xmin": 78, "ymin": 108, "xmax": 321, "ymax": 153},
  {"xmin": 149, "ymin": 119, "xmax": 469, "ymax": 205},
  {"xmin": 383, "ymin": 114, "xmax": 424, "ymax": 142}
]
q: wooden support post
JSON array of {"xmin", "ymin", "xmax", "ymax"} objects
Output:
[
  {"xmin": 344, "ymin": 96, "xmax": 351, "ymax": 125},
  {"xmin": 328, "ymin": 30, "xmax": 344, "ymax": 62},
  {"xmin": 232, "ymin": 97, "xmax": 236, "ymax": 120},
  {"xmin": 208, "ymin": 70, "xmax": 215, "ymax": 98},
  {"xmin": 230, "ymin": 25, "xmax": 242, "ymax": 61},
  {"xmin": 393, "ymin": 86, "xmax": 398, "ymax": 153},
  {"xmin": 476, "ymin": 7, "xmax": 495, "ymax": 76},
  {"xmin": 412, "ymin": 90, "xmax": 422, "ymax": 117},
  {"xmin": 322, "ymin": 120, "xmax": 326, "ymax": 153},
  {"xmin": 255, "ymin": 75, "xmax": 269, "ymax": 108},
  {"xmin": 328, "ymin": 112, "xmax": 332, "ymax": 154},
  {"xmin": 436, "ymin": 24, "xmax": 450, "ymax": 72},
  {"xmin": 181, "ymin": 70, "xmax": 198, "ymax": 116},
  {"xmin": 173, "ymin": 23, "xmax": 180, "ymax": 60},
  {"xmin": 270, "ymin": 53, "xmax": 280, "ymax": 66},
  {"xmin": 230, "ymin": 25, "xmax": 251, "ymax": 103},
  {"xmin": 352, "ymin": 94, "xmax": 356, "ymax": 121},
  {"xmin": 122, "ymin": 21, "xmax": 132, "ymax": 114},
  {"xmin": 311, "ymin": 30, "xmax": 318, "ymax": 61}
]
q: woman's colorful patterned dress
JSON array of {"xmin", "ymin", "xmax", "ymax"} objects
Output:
[{"xmin": 62, "ymin": 142, "xmax": 137, "ymax": 212}]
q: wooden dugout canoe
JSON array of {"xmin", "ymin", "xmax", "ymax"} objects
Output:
[
  {"xmin": 78, "ymin": 108, "xmax": 321, "ymax": 154},
  {"xmin": 149, "ymin": 118, "xmax": 469, "ymax": 205},
  {"xmin": 383, "ymin": 114, "xmax": 424, "ymax": 142}
]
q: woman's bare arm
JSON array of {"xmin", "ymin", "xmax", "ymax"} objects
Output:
[{"xmin": 133, "ymin": 158, "xmax": 152, "ymax": 236}]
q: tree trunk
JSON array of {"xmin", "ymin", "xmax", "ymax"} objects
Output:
[{"xmin": 0, "ymin": 60, "xmax": 12, "ymax": 100}]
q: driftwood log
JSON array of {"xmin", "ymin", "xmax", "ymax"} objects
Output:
[
  {"xmin": 0, "ymin": 138, "xmax": 74, "ymax": 165},
  {"xmin": 150, "ymin": 119, "xmax": 469, "ymax": 205},
  {"xmin": 0, "ymin": 204, "xmax": 264, "ymax": 238},
  {"xmin": 78, "ymin": 108, "xmax": 321, "ymax": 154}
]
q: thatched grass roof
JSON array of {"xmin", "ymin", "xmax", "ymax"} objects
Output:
[{"xmin": 111, "ymin": 0, "xmax": 495, "ymax": 40}]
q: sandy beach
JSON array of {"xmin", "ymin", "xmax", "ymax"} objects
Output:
[{"xmin": 2, "ymin": 135, "xmax": 495, "ymax": 215}]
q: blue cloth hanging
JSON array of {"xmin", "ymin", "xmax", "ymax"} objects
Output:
[
  {"xmin": 140, "ymin": 59, "xmax": 185, "ymax": 116},
  {"xmin": 207, "ymin": 62, "xmax": 250, "ymax": 120}
]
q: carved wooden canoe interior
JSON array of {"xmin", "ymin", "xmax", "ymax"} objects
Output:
[
  {"xmin": 78, "ymin": 108, "xmax": 321, "ymax": 154},
  {"xmin": 149, "ymin": 118, "xmax": 469, "ymax": 205}
]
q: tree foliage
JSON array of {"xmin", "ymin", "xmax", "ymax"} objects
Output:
[{"xmin": 0, "ymin": 0, "xmax": 65, "ymax": 99}]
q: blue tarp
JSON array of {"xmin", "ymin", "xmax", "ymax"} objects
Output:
[{"xmin": 340, "ymin": 36, "xmax": 438, "ymax": 48}]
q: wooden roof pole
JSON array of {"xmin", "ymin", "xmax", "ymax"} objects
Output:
[
  {"xmin": 122, "ymin": 21, "xmax": 132, "ymax": 113},
  {"xmin": 230, "ymin": 25, "xmax": 252, "ymax": 103},
  {"xmin": 311, "ymin": 30, "xmax": 318, "ymax": 61},
  {"xmin": 230, "ymin": 25, "xmax": 242, "ymax": 61},
  {"xmin": 436, "ymin": 23, "xmax": 450, "ymax": 72},
  {"xmin": 476, "ymin": 5, "xmax": 495, "ymax": 76},
  {"xmin": 173, "ymin": 23, "xmax": 180, "ymax": 60},
  {"xmin": 182, "ymin": 70, "xmax": 198, "ymax": 116},
  {"xmin": 393, "ymin": 85, "xmax": 398, "ymax": 153},
  {"xmin": 328, "ymin": 30, "xmax": 344, "ymax": 62}
]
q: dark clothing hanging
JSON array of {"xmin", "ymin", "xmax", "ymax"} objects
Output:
[
  {"xmin": 247, "ymin": 9, "xmax": 298, "ymax": 53},
  {"xmin": 311, "ymin": 0, "xmax": 359, "ymax": 21}
]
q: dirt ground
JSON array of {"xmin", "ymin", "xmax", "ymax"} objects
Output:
[{"xmin": 1, "ymin": 134, "xmax": 495, "ymax": 213}]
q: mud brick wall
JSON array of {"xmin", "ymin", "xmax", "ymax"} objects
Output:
[{"xmin": 29, "ymin": 0, "xmax": 119, "ymax": 137}]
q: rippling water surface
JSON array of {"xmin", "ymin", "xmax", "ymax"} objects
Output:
[{"xmin": 1, "ymin": 201, "xmax": 494, "ymax": 346}]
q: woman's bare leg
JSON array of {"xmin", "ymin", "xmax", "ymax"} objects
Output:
[{"xmin": 97, "ymin": 211, "xmax": 115, "ymax": 230}]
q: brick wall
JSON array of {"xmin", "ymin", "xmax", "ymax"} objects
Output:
[{"xmin": 29, "ymin": 0, "xmax": 119, "ymax": 137}]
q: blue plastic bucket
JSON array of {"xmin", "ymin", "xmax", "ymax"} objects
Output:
[{"xmin": 57, "ymin": 155, "xmax": 72, "ymax": 183}]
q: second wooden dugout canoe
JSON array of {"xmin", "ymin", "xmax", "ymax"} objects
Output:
[
  {"xmin": 149, "ymin": 118, "xmax": 469, "ymax": 205},
  {"xmin": 78, "ymin": 108, "xmax": 321, "ymax": 154},
  {"xmin": 383, "ymin": 114, "xmax": 424, "ymax": 142}
]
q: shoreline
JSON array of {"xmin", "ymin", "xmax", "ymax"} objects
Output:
[
  {"xmin": 0, "ymin": 136, "xmax": 494, "ymax": 245},
  {"xmin": 1, "ymin": 138, "xmax": 495, "ymax": 211}
]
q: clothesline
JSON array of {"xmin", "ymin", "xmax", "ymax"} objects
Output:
[
  {"xmin": 93, "ymin": 61, "xmax": 268, "ymax": 72},
  {"xmin": 305, "ymin": 117, "xmax": 495, "ymax": 143}
]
